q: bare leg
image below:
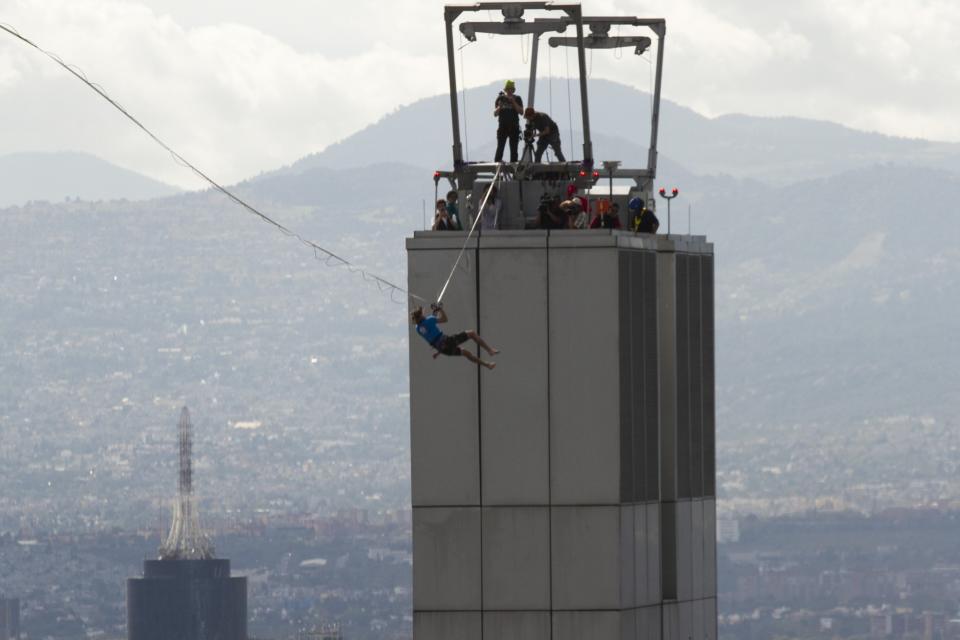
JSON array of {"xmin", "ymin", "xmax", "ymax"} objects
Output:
[
  {"xmin": 465, "ymin": 330, "xmax": 499, "ymax": 356},
  {"xmin": 461, "ymin": 348, "xmax": 496, "ymax": 370}
]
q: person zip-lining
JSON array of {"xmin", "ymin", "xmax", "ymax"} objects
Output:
[{"xmin": 411, "ymin": 303, "xmax": 499, "ymax": 369}]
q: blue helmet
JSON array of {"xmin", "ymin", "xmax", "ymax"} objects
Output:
[{"xmin": 628, "ymin": 197, "xmax": 644, "ymax": 211}]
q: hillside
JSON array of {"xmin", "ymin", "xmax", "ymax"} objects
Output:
[
  {"xmin": 270, "ymin": 79, "xmax": 960, "ymax": 185},
  {"xmin": 0, "ymin": 151, "xmax": 180, "ymax": 207}
]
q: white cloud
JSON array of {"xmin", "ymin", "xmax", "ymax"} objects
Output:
[{"xmin": 0, "ymin": 0, "xmax": 959, "ymax": 187}]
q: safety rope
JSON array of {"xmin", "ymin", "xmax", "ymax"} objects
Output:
[
  {"xmin": 435, "ymin": 163, "xmax": 504, "ymax": 305},
  {"xmin": 0, "ymin": 22, "xmax": 428, "ymax": 305},
  {"xmin": 564, "ymin": 46, "xmax": 574, "ymax": 161},
  {"xmin": 548, "ymin": 44, "xmax": 553, "ymax": 113}
]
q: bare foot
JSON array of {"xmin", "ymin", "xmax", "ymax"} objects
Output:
[
  {"xmin": 485, "ymin": 361, "xmax": 497, "ymax": 370},
  {"xmin": 488, "ymin": 348, "xmax": 500, "ymax": 356}
]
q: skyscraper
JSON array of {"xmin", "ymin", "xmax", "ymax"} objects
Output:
[
  {"xmin": 127, "ymin": 407, "xmax": 247, "ymax": 640},
  {"xmin": 0, "ymin": 597, "xmax": 20, "ymax": 640},
  {"xmin": 407, "ymin": 230, "xmax": 716, "ymax": 639}
]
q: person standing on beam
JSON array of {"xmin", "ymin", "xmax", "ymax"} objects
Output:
[{"xmin": 493, "ymin": 80, "xmax": 524, "ymax": 163}]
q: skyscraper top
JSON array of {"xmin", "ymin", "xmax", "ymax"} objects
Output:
[{"xmin": 158, "ymin": 406, "xmax": 214, "ymax": 560}]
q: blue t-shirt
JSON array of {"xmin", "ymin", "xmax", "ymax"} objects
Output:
[{"xmin": 416, "ymin": 315, "xmax": 444, "ymax": 346}]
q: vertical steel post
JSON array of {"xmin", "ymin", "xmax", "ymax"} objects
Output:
[
  {"xmin": 572, "ymin": 9, "xmax": 593, "ymax": 164},
  {"xmin": 647, "ymin": 22, "xmax": 666, "ymax": 177},
  {"xmin": 527, "ymin": 33, "xmax": 540, "ymax": 108},
  {"xmin": 445, "ymin": 9, "xmax": 464, "ymax": 167}
]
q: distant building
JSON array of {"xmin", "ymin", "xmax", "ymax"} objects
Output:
[
  {"xmin": 298, "ymin": 623, "xmax": 342, "ymax": 640},
  {"xmin": 0, "ymin": 598, "xmax": 20, "ymax": 640},
  {"xmin": 126, "ymin": 407, "xmax": 247, "ymax": 639},
  {"xmin": 717, "ymin": 518, "xmax": 741, "ymax": 543}
]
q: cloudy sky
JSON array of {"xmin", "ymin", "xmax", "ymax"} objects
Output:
[{"xmin": 1, "ymin": 0, "xmax": 957, "ymax": 188}]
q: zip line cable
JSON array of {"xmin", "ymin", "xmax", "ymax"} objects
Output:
[
  {"xmin": 435, "ymin": 163, "xmax": 504, "ymax": 305},
  {"xmin": 0, "ymin": 22, "xmax": 428, "ymax": 305}
]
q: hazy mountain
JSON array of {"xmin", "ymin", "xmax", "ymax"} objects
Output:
[
  {"xmin": 696, "ymin": 164, "xmax": 960, "ymax": 426},
  {"xmin": 5, "ymin": 82, "xmax": 960, "ymax": 525},
  {"xmin": 272, "ymin": 79, "xmax": 960, "ymax": 185},
  {"xmin": 0, "ymin": 151, "xmax": 180, "ymax": 207}
]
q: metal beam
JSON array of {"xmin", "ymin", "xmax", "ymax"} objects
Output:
[
  {"xmin": 444, "ymin": 9, "xmax": 464, "ymax": 167},
  {"xmin": 647, "ymin": 21, "xmax": 666, "ymax": 178},
  {"xmin": 571, "ymin": 7, "xmax": 593, "ymax": 164},
  {"xmin": 528, "ymin": 33, "xmax": 540, "ymax": 108}
]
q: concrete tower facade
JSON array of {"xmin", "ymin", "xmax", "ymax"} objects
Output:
[{"xmin": 407, "ymin": 229, "xmax": 716, "ymax": 640}]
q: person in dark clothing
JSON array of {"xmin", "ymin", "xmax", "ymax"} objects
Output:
[
  {"xmin": 628, "ymin": 197, "xmax": 660, "ymax": 234},
  {"xmin": 536, "ymin": 196, "xmax": 565, "ymax": 229},
  {"xmin": 493, "ymin": 80, "xmax": 524, "ymax": 163},
  {"xmin": 523, "ymin": 107, "xmax": 566, "ymax": 162},
  {"xmin": 432, "ymin": 199, "xmax": 456, "ymax": 230},
  {"xmin": 411, "ymin": 304, "xmax": 499, "ymax": 369},
  {"xmin": 445, "ymin": 190, "xmax": 462, "ymax": 230},
  {"xmin": 589, "ymin": 200, "xmax": 622, "ymax": 229}
]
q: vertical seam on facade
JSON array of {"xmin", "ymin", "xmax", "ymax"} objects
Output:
[
  {"xmin": 475, "ymin": 239, "xmax": 484, "ymax": 631},
  {"xmin": 546, "ymin": 232, "xmax": 554, "ymax": 639}
]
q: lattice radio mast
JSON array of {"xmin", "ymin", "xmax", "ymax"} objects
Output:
[{"xmin": 159, "ymin": 406, "xmax": 214, "ymax": 560}]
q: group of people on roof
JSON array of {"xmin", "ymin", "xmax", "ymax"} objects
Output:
[{"xmin": 536, "ymin": 189, "xmax": 658, "ymax": 233}]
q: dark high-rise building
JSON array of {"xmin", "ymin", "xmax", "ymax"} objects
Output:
[
  {"xmin": 127, "ymin": 559, "xmax": 247, "ymax": 640},
  {"xmin": 0, "ymin": 598, "xmax": 20, "ymax": 640},
  {"xmin": 127, "ymin": 407, "xmax": 247, "ymax": 640}
]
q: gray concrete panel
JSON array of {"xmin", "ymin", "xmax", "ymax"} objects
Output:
[
  {"xmin": 551, "ymin": 506, "xmax": 620, "ymax": 610},
  {"xmin": 678, "ymin": 500, "xmax": 693, "ymax": 602},
  {"xmin": 630, "ymin": 252, "xmax": 646, "ymax": 502},
  {"xmin": 642, "ymin": 251, "xmax": 660, "ymax": 502},
  {"xmin": 692, "ymin": 500, "xmax": 704, "ymax": 600},
  {"xmin": 620, "ymin": 505, "xmax": 636, "ymax": 610},
  {"xmin": 620, "ymin": 253, "xmax": 635, "ymax": 502},
  {"xmin": 621, "ymin": 609, "xmax": 637, "ymax": 640},
  {"xmin": 688, "ymin": 256, "xmax": 704, "ymax": 499},
  {"xmin": 553, "ymin": 611, "xmax": 620, "ymax": 640},
  {"xmin": 704, "ymin": 499, "xmax": 717, "ymax": 598},
  {"xmin": 693, "ymin": 599, "xmax": 705, "ymax": 640},
  {"xmin": 701, "ymin": 256, "xmax": 716, "ymax": 497},
  {"xmin": 483, "ymin": 612, "xmax": 550, "ymax": 640},
  {"xmin": 663, "ymin": 602, "xmax": 680, "ymax": 640},
  {"xmin": 660, "ymin": 501, "xmax": 677, "ymax": 601},
  {"xmin": 478, "ymin": 243, "xmax": 550, "ymax": 505},
  {"xmin": 414, "ymin": 612, "xmax": 481, "ymax": 640},
  {"xmin": 678, "ymin": 601, "xmax": 693, "ymax": 640},
  {"xmin": 705, "ymin": 598, "xmax": 718, "ymax": 640},
  {"xmin": 638, "ymin": 605, "xmax": 662, "ymax": 640},
  {"xmin": 549, "ymin": 247, "xmax": 621, "ymax": 504},
  {"xmin": 413, "ymin": 507, "xmax": 481, "ymax": 611},
  {"xmin": 408, "ymin": 246, "xmax": 480, "ymax": 506},
  {"xmin": 676, "ymin": 255, "xmax": 692, "ymax": 499},
  {"xmin": 646, "ymin": 502, "xmax": 662, "ymax": 603},
  {"xmin": 657, "ymin": 252, "xmax": 677, "ymax": 501},
  {"xmin": 548, "ymin": 230, "xmax": 619, "ymax": 248},
  {"xmin": 634, "ymin": 505, "xmax": 648, "ymax": 607},
  {"xmin": 482, "ymin": 507, "xmax": 550, "ymax": 610}
]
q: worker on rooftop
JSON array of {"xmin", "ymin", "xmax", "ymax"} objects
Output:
[{"xmin": 493, "ymin": 80, "xmax": 524, "ymax": 163}]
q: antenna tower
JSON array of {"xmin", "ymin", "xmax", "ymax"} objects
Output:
[{"xmin": 159, "ymin": 406, "xmax": 214, "ymax": 560}]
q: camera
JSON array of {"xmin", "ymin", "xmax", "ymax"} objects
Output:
[{"xmin": 523, "ymin": 121, "xmax": 536, "ymax": 144}]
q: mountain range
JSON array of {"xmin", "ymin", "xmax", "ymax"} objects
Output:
[
  {"xmin": 0, "ymin": 151, "xmax": 180, "ymax": 207},
  {"xmin": 2, "ymin": 80, "xmax": 959, "ymax": 515}
]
